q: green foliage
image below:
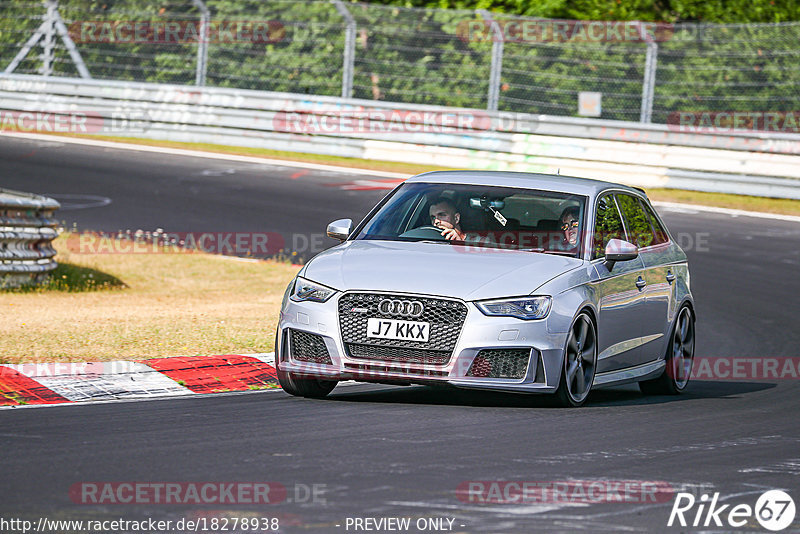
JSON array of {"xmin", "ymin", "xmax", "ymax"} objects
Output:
[
  {"xmin": 368, "ymin": 0, "xmax": 800, "ymax": 23},
  {"xmin": 0, "ymin": 0, "xmax": 796, "ymax": 123}
]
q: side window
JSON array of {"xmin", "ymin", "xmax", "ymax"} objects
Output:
[
  {"xmin": 593, "ymin": 194, "xmax": 625, "ymax": 259},
  {"xmin": 639, "ymin": 200, "xmax": 669, "ymax": 245},
  {"xmin": 616, "ymin": 194, "xmax": 654, "ymax": 249}
]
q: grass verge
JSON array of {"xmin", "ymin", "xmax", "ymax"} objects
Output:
[
  {"xmin": 0, "ymin": 233, "xmax": 299, "ymax": 364},
  {"xmin": 644, "ymin": 188, "xmax": 800, "ymax": 216}
]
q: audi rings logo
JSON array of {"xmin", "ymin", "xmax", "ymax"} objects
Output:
[{"xmin": 378, "ymin": 299, "xmax": 425, "ymax": 318}]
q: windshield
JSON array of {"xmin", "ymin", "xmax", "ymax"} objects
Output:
[{"xmin": 355, "ymin": 182, "xmax": 587, "ymax": 257}]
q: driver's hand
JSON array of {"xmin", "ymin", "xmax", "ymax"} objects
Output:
[
  {"xmin": 434, "ymin": 220, "xmax": 464, "ymax": 241},
  {"xmin": 440, "ymin": 227, "xmax": 465, "ymax": 241}
]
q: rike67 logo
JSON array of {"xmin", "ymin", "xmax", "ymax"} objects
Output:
[{"xmin": 669, "ymin": 490, "xmax": 796, "ymax": 531}]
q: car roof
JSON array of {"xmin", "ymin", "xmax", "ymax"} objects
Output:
[{"xmin": 406, "ymin": 170, "xmax": 645, "ymax": 198}]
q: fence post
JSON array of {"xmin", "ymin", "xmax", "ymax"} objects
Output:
[
  {"xmin": 51, "ymin": 3, "xmax": 91, "ymax": 78},
  {"xmin": 479, "ymin": 9, "xmax": 503, "ymax": 112},
  {"xmin": 639, "ymin": 22, "xmax": 658, "ymax": 123},
  {"xmin": 192, "ymin": 0, "xmax": 209, "ymax": 86},
  {"xmin": 40, "ymin": 0, "xmax": 56, "ymax": 75},
  {"xmin": 4, "ymin": 0, "xmax": 90, "ymax": 78},
  {"xmin": 332, "ymin": 0, "xmax": 356, "ymax": 99}
]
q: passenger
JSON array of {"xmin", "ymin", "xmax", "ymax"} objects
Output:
[
  {"xmin": 429, "ymin": 198, "xmax": 466, "ymax": 241},
  {"xmin": 559, "ymin": 206, "xmax": 580, "ymax": 246}
]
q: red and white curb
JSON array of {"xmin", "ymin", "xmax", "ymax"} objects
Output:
[{"xmin": 0, "ymin": 353, "xmax": 278, "ymax": 408}]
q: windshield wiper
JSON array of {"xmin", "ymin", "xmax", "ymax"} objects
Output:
[
  {"xmin": 542, "ymin": 250, "xmax": 578, "ymax": 256},
  {"xmin": 410, "ymin": 239, "xmax": 450, "ymax": 245},
  {"xmin": 514, "ymin": 248, "xmax": 576, "ymax": 257}
]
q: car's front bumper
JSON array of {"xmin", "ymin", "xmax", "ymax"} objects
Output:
[{"xmin": 276, "ymin": 292, "xmax": 569, "ymax": 394}]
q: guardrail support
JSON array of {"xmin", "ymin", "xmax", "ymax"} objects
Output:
[
  {"xmin": 480, "ymin": 10, "xmax": 504, "ymax": 112},
  {"xmin": 332, "ymin": 0, "xmax": 356, "ymax": 99},
  {"xmin": 639, "ymin": 25, "xmax": 658, "ymax": 123},
  {"xmin": 41, "ymin": 0, "xmax": 56, "ymax": 75},
  {"xmin": 192, "ymin": 0, "xmax": 210, "ymax": 86},
  {"xmin": 4, "ymin": 0, "xmax": 91, "ymax": 78}
]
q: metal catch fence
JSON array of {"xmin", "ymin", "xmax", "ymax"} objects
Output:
[{"xmin": 2, "ymin": 0, "xmax": 798, "ymax": 125}]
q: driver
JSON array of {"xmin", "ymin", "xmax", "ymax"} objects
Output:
[{"xmin": 429, "ymin": 198, "xmax": 466, "ymax": 241}]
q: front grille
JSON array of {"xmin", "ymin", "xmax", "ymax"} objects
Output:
[
  {"xmin": 338, "ymin": 293, "xmax": 467, "ymax": 366},
  {"xmin": 467, "ymin": 349, "xmax": 531, "ymax": 379},
  {"xmin": 347, "ymin": 343, "xmax": 451, "ymax": 365},
  {"xmin": 290, "ymin": 329, "xmax": 332, "ymax": 364}
]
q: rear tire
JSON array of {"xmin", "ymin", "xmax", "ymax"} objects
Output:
[
  {"xmin": 552, "ymin": 312, "xmax": 597, "ymax": 407},
  {"xmin": 639, "ymin": 306, "xmax": 694, "ymax": 396},
  {"xmin": 275, "ymin": 329, "xmax": 338, "ymax": 398}
]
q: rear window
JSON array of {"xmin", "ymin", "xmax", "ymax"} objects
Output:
[
  {"xmin": 616, "ymin": 194, "xmax": 655, "ymax": 249},
  {"xmin": 639, "ymin": 199, "xmax": 670, "ymax": 245}
]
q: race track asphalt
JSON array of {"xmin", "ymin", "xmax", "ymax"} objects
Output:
[{"xmin": 2, "ymin": 135, "xmax": 799, "ymax": 533}]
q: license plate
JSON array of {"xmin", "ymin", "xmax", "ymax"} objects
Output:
[{"xmin": 366, "ymin": 318, "xmax": 430, "ymax": 342}]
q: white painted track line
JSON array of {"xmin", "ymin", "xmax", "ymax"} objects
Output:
[{"xmin": 1, "ymin": 131, "xmax": 408, "ymax": 178}]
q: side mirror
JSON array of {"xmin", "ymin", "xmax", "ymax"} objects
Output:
[
  {"xmin": 326, "ymin": 218, "xmax": 352, "ymax": 241},
  {"xmin": 603, "ymin": 238, "xmax": 638, "ymax": 271}
]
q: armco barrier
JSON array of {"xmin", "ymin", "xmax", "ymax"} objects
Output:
[
  {"xmin": 1, "ymin": 74, "xmax": 800, "ymax": 199},
  {"xmin": 0, "ymin": 188, "xmax": 60, "ymax": 288}
]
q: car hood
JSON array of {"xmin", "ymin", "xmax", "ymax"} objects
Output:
[{"xmin": 302, "ymin": 240, "xmax": 583, "ymax": 301}]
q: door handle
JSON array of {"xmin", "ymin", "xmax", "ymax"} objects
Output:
[
  {"xmin": 635, "ymin": 276, "xmax": 647, "ymax": 290},
  {"xmin": 666, "ymin": 271, "xmax": 676, "ymax": 283}
]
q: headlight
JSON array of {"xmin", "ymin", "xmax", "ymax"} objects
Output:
[
  {"xmin": 290, "ymin": 276, "xmax": 337, "ymax": 303},
  {"xmin": 475, "ymin": 296, "xmax": 552, "ymax": 320}
]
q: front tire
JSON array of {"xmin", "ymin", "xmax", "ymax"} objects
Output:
[
  {"xmin": 639, "ymin": 306, "xmax": 695, "ymax": 395},
  {"xmin": 553, "ymin": 312, "xmax": 597, "ymax": 407},
  {"xmin": 275, "ymin": 329, "xmax": 337, "ymax": 398},
  {"xmin": 276, "ymin": 367, "xmax": 337, "ymax": 398}
]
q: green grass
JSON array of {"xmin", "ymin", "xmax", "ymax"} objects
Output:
[
  {"xmin": 645, "ymin": 188, "xmax": 800, "ymax": 216},
  {"xmin": 247, "ymin": 384, "xmax": 280, "ymax": 390},
  {"xmin": 0, "ymin": 233, "xmax": 300, "ymax": 364},
  {"xmin": 9, "ymin": 262, "xmax": 127, "ymax": 293}
]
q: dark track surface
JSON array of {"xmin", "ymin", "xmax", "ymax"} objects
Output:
[{"xmin": 2, "ymin": 136, "xmax": 799, "ymax": 533}]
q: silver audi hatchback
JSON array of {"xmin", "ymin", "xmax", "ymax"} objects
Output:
[{"xmin": 275, "ymin": 171, "xmax": 695, "ymax": 407}]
